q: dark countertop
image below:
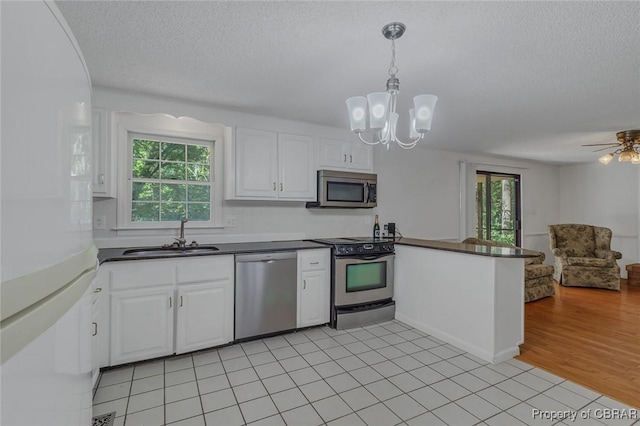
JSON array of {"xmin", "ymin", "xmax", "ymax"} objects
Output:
[
  {"xmin": 98, "ymin": 237, "xmax": 540, "ymax": 263},
  {"xmin": 98, "ymin": 240, "xmax": 327, "ymax": 263},
  {"xmin": 395, "ymin": 237, "xmax": 540, "ymax": 258}
]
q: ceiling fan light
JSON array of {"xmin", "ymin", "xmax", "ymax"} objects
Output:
[
  {"xmin": 618, "ymin": 149, "xmax": 633, "ymax": 162},
  {"xmin": 631, "ymin": 152, "xmax": 640, "ymax": 165},
  {"xmin": 598, "ymin": 153, "xmax": 614, "ymax": 165},
  {"xmin": 346, "ymin": 96, "xmax": 368, "ymax": 132},
  {"xmin": 413, "ymin": 95, "xmax": 438, "ymax": 132}
]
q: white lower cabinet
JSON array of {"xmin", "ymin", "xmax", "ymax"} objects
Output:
[
  {"xmin": 102, "ymin": 255, "xmax": 234, "ymax": 366},
  {"xmin": 175, "ymin": 257, "xmax": 234, "ymax": 354},
  {"xmin": 110, "ymin": 287, "xmax": 175, "ymax": 366},
  {"xmin": 297, "ymin": 249, "xmax": 331, "ymax": 328}
]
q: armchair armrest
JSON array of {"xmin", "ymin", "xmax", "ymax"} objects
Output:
[
  {"xmin": 552, "ymin": 248, "xmax": 567, "ymax": 257},
  {"xmin": 595, "ymin": 249, "xmax": 622, "ymax": 261}
]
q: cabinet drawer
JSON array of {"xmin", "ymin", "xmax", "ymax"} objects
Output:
[
  {"xmin": 109, "ymin": 260, "xmax": 175, "ymax": 290},
  {"xmin": 298, "ymin": 249, "xmax": 329, "ymax": 271},
  {"xmin": 177, "ymin": 255, "xmax": 234, "ymax": 284}
]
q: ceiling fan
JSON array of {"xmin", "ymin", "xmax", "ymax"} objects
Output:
[{"xmin": 582, "ymin": 130, "xmax": 640, "ymax": 164}]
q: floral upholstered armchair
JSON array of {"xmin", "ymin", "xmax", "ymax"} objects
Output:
[{"xmin": 548, "ymin": 224, "xmax": 622, "ymax": 291}]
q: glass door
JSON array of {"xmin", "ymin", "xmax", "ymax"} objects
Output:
[{"xmin": 475, "ymin": 171, "xmax": 521, "ymax": 245}]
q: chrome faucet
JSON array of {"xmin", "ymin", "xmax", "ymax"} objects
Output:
[{"xmin": 175, "ymin": 217, "xmax": 188, "ymax": 248}]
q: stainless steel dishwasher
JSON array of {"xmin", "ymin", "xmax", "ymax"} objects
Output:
[{"xmin": 235, "ymin": 252, "xmax": 297, "ymax": 340}]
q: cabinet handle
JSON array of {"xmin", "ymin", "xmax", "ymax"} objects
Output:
[
  {"xmin": 273, "ymin": 182, "xmax": 276, "ymax": 191},
  {"xmin": 303, "ymin": 280, "xmax": 306, "ymax": 289},
  {"xmin": 350, "ymin": 155, "xmax": 353, "ymax": 163},
  {"xmin": 280, "ymin": 183, "xmax": 283, "ymax": 191},
  {"xmin": 310, "ymin": 261, "xmax": 319, "ymax": 265},
  {"xmin": 180, "ymin": 296, "xmax": 183, "ymax": 307},
  {"xmin": 94, "ymin": 287, "xmax": 102, "ymax": 293},
  {"xmin": 100, "ymin": 174, "xmax": 105, "ymax": 185},
  {"xmin": 92, "ymin": 322, "xmax": 98, "ymax": 336},
  {"xmin": 344, "ymin": 154, "xmax": 347, "ymax": 163},
  {"xmin": 169, "ymin": 296, "xmax": 172, "ymax": 308}
]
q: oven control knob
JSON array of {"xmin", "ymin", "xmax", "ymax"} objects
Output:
[{"xmin": 358, "ymin": 247, "xmax": 363, "ymax": 253}]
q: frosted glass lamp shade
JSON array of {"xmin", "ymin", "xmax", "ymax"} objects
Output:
[
  {"xmin": 598, "ymin": 153, "xmax": 614, "ymax": 165},
  {"xmin": 346, "ymin": 97, "xmax": 368, "ymax": 132},
  {"xmin": 413, "ymin": 95, "xmax": 438, "ymax": 132},
  {"xmin": 409, "ymin": 109, "xmax": 420, "ymax": 139},
  {"xmin": 367, "ymin": 92, "xmax": 391, "ymax": 130},
  {"xmin": 632, "ymin": 152, "xmax": 640, "ymax": 164}
]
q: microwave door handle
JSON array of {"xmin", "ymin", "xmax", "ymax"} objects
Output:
[{"xmin": 364, "ymin": 183, "xmax": 369, "ymax": 203}]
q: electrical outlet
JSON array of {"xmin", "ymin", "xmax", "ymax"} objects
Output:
[
  {"xmin": 94, "ymin": 215, "xmax": 106, "ymax": 230},
  {"xmin": 225, "ymin": 215, "xmax": 237, "ymax": 227}
]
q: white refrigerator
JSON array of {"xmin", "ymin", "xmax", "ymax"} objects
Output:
[{"xmin": 1, "ymin": 1, "xmax": 98, "ymax": 425}]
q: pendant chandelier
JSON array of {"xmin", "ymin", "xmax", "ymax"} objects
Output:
[
  {"xmin": 584, "ymin": 130, "xmax": 640, "ymax": 165},
  {"xmin": 346, "ymin": 22, "xmax": 438, "ymax": 150}
]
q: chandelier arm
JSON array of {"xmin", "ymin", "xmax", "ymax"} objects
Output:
[
  {"xmin": 395, "ymin": 134, "xmax": 424, "ymax": 148},
  {"xmin": 357, "ymin": 133, "xmax": 381, "ymax": 146}
]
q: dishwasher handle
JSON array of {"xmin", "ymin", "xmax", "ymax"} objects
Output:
[{"xmin": 235, "ymin": 251, "xmax": 297, "ymax": 263}]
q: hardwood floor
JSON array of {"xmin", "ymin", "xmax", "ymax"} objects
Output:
[{"xmin": 517, "ymin": 279, "xmax": 640, "ymax": 408}]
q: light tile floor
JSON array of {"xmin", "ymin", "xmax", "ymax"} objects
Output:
[{"xmin": 93, "ymin": 320, "xmax": 639, "ymax": 426}]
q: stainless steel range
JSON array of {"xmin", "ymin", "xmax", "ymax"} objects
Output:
[{"xmin": 310, "ymin": 237, "xmax": 395, "ymax": 329}]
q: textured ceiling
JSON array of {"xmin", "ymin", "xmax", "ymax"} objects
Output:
[{"xmin": 55, "ymin": 1, "xmax": 639, "ymax": 164}]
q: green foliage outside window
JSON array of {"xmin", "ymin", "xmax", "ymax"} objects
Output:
[
  {"xmin": 131, "ymin": 138, "xmax": 212, "ymax": 222},
  {"xmin": 476, "ymin": 176, "xmax": 516, "ymax": 245}
]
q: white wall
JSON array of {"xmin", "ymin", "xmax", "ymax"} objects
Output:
[
  {"xmin": 92, "ymin": 86, "xmax": 374, "ymax": 248},
  {"xmin": 558, "ymin": 162, "xmax": 640, "ymax": 277},
  {"xmin": 374, "ymin": 145, "xmax": 562, "ymax": 263}
]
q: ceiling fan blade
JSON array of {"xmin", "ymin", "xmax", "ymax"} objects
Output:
[
  {"xmin": 593, "ymin": 146, "xmax": 617, "ymax": 152},
  {"xmin": 581, "ymin": 142, "xmax": 620, "ymax": 146}
]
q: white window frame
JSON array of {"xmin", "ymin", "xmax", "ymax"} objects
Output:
[{"xmin": 115, "ymin": 111, "xmax": 229, "ymax": 229}]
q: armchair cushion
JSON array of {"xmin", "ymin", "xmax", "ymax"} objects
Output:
[{"xmin": 566, "ymin": 257, "xmax": 612, "ymax": 268}]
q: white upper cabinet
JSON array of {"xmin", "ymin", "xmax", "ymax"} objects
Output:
[
  {"xmin": 234, "ymin": 127, "xmax": 279, "ymax": 198},
  {"xmin": 278, "ymin": 133, "xmax": 315, "ymax": 199},
  {"xmin": 226, "ymin": 127, "xmax": 315, "ymax": 201},
  {"xmin": 318, "ymin": 138, "xmax": 373, "ymax": 173},
  {"xmin": 92, "ymin": 108, "xmax": 115, "ymax": 198}
]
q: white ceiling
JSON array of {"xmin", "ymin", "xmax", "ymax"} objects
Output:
[{"xmin": 55, "ymin": 1, "xmax": 639, "ymax": 164}]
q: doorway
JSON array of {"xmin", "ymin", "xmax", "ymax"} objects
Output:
[{"xmin": 475, "ymin": 171, "xmax": 521, "ymax": 246}]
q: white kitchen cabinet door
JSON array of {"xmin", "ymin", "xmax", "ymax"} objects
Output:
[
  {"xmin": 298, "ymin": 270, "xmax": 329, "ymax": 328},
  {"xmin": 278, "ymin": 133, "xmax": 315, "ymax": 200},
  {"xmin": 175, "ymin": 282, "xmax": 233, "ymax": 354},
  {"xmin": 234, "ymin": 127, "xmax": 278, "ymax": 198},
  {"xmin": 91, "ymin": 297, "xmax": 100, "ymax": 388},
  {"xmin": 298, "ymin": 249, "xmax": 330, "ymax": 328},
  {"xmin": 110, "ymin": 287, "xmax": 174, "ymax": 366},
  {"xmin": 318, "ymin": 138, "xmax": 347, "ymax": 170},
  {"xmin": 318, "ymin": 138, "xmax": 373, "ymax": 172},
  {"xmin": 348, "ymin": 141, "xmax": 374, "ymax": 172},
  {"xmin": 91, "ymin": 108, "xmax": 115, "ymax": 198}
]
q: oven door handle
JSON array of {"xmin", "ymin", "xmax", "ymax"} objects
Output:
[{"xmin": 356, "ymin": 254, "xmax": 394, "ymax": 261}]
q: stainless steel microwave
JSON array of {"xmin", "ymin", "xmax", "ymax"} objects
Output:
[{"xmin": 306, "ymin": 170, "xmax": 377, "ymax": 208}]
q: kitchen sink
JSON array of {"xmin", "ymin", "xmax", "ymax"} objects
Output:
[{"xmin": 122, "ymin": 246, "xmax": 219, "ymax": 257}]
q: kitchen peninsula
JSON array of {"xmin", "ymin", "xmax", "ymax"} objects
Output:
[{"xmin": 394, "ymin": 238, "xmax": 539, "ymax": 364}]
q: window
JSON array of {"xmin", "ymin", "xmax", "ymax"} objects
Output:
[
  {"xmin": 130, "ymin": 134, "xmax": 212, "ymax": 222},
  {"xmin": 116, "ymin": 112, "xmax": 228, "ymax": 229}
]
